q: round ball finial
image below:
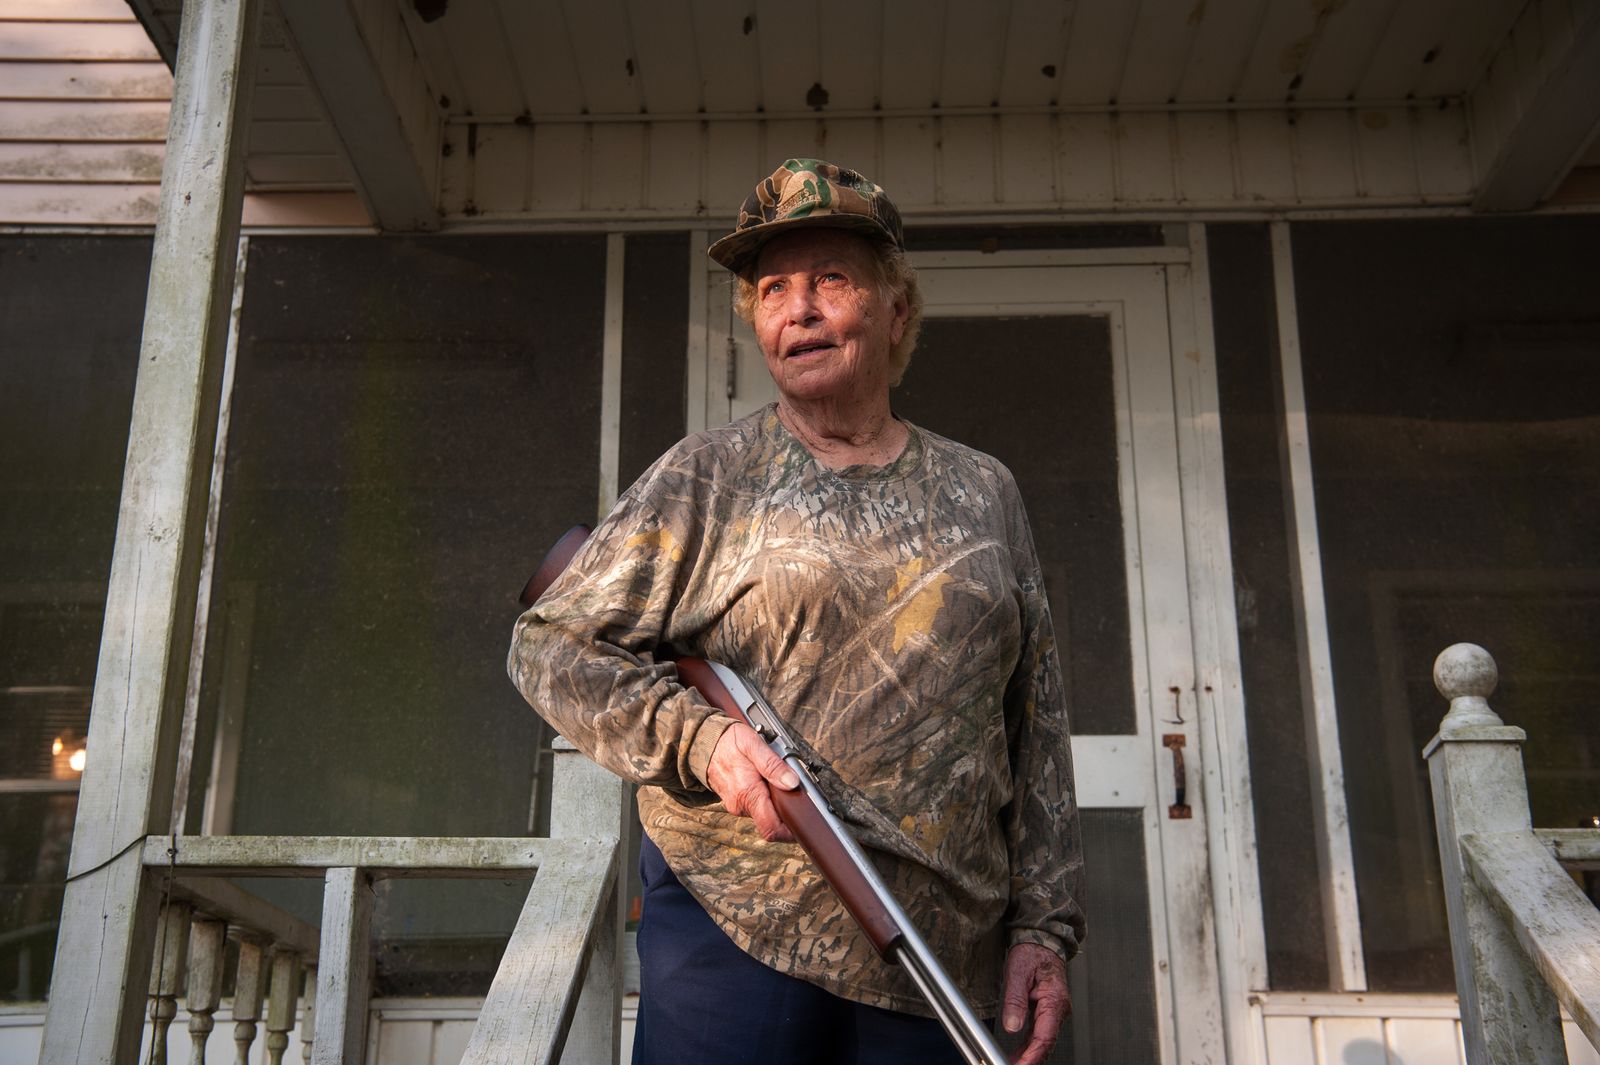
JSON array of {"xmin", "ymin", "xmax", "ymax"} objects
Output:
[{"xmin": 1433, "ymin": 643, "xmax": 1502, "ymax": 728}]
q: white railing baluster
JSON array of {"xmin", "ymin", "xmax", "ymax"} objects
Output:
[
  {"xmin": 265, "ymin": 950, "xmax": 302, "ymax": 1065},
  {"xmin": 299, "ymin": 963, "xmax": 317, "ymax": 1065},
  {"xmin": 116, "ymin": 836, "xmax": 604, "ymax": 1065},
  {"xmin": 186, "ymin": 917, "xmax": 227, "ymax": 1065},
  {"xmin": 234, "ymin": 937, "xmax": 270, "ymax": 1065},
  {"xmin": 148, "ymin": 901, "xmax": 192, "ymax": 1065}
]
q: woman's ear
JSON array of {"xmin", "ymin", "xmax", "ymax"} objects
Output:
[{"xmin": 888, "ymin": 290, "xmax": 910, "ymax": 346}]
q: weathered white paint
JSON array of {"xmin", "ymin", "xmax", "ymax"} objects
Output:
[
  {"xmin": 1268, "ymin": 220, "xmax": 1367, "ymax": 993},
  {"xmin": 298, "ymin": 965, "xmax": 317, "ymax": 1065},
  {"xmin": 235, "ymin": 936, "xmax": 271, "ymax": 1065},
  {"xmin": 1538, "ymin": 828, "xmax": 1600, "ymax": 869},
  {"xmin": 173, "ymin": 234, "xmax": 249, "ymax": 836},
  {"xmin": 14, "ymin": 0, "xmax": 1600, "ymax": 226},
  {"xmin": 265, "ymin": 949, "xmax": 302, "ymax": 1065},
  {"xmin": 0, "ymin": 7, "xmax": 169, "ymax": 225},
  {"xmin": 37, "ymin": 1, "xmax": 260, "ymax": 1061},
  {"xmin": 683, "ymin": 229, "xmax": 712, "ymax": 434},
  {"xmin": 458, "ymin": 836, "xmax": 618, "ymax": 1065},
  {"xmin": 1168, "ymin": 221, "xmax": 1270, "ymax": 1065},
  {"xmin": 271, "ymin": 0, "xmax": 439, "ymax": 229},
  {"xmin": 597, "ymin": 233, "xmax": 625, "ymax": 519},
  {"xmin": 183, "ymin": 917, "xmax": 226, "ymax": 1064},
  {"xmin": 200, "ymin": 582, "xmax": 254, "ymax": 835},
  {"xmin": 436, "ymin": 104, "xmax": 1482, "ymax": 224},
  {"xmin": 400, "ymin": 0, "xmax": 1522, "ymax": 115},
  {"xmin": 0, "ymin": 3, "xmax": 369, "ymax": 227},
  {"xmin": 1470, "ymin": 0, "xmax": 1600, "ymax": 210},
  {"xmin": 142, "ymin": 833, "xmax": 578, "ymax": 877},
  {"xmin": 1423, "ymin": 643, "xmax": 1568, "ymax": 1064},
  {"xmin": 147, "ymin": 901, "xmax": 191, "ymax": 1064},
  {"xmin": 312, "ymin": 868, "xmax": 372, "ymax": 1065},
  {"xmin": 548, "ymin": 740, "xmax": 632, "ymax": 1065},
  {"xmin": 1462, "ymin": 831, "xmax": 1600, "ymax": 1052}
]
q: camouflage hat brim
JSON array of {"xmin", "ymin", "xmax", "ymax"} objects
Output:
[
  {"xmin": 706, "ymin": 211, "xmax": 898, "ymax": 280},
  {"xmin": 708, "ymin": 158, "xmax": 904, "ymax": 279}
]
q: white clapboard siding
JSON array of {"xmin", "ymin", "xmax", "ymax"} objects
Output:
[
  {"xmin": 0, "ymin": 7, "xmax": 170, "ymax": 213},
  {"xmin": 0, "ymin": 2, "xmax": 362, "ymax": 227},
  {"xmin": 435, "ymin": 103, "xmax": 1480, "ymax": 221},
  {"xmin": 0, "ymin": 19, "xmax": 166, "ymax": 209},
  {"xmin": 0, "ymin": 60, "xmax": 170, "ymax": 98}
]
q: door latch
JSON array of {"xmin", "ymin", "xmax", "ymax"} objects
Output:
[{"xmin": 1163, "ymin": 734, "xmax": 1192, "ymax": 819}]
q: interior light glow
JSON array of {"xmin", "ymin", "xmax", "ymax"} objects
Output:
[{"xmin": 69, "ymin": 748, "xmax": 87, "ymax": 773}]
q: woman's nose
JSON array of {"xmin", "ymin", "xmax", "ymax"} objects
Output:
[{"xmin": 783, "ymin": 284, "xmax": 821, "ymax": 323}]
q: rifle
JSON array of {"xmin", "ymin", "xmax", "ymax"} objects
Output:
[{"xmin": 521, "ymin": 525, "xmax": 1009, "ymax": 1065}]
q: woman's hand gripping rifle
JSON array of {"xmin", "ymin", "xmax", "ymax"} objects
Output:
[{"xmin": 521, "ymin": 526, "xmax": 1010, "ymax": 1065}]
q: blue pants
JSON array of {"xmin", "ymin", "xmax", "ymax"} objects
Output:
[{"xmin": 633, "ymin": 833, "xmax": 969, "ymax": 1065}]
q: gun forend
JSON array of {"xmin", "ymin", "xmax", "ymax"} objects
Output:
[{"xmin": 672, "ymin": 657, "xmax": 904, "ymax": 957}]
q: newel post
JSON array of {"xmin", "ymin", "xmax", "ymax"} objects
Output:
[
  {"xmin": 550, "ymin": 737, "xmax": 632, "ymax": 1064},
  {"xmin": 1423, "ymin": 643, "xmax": 1565, "ymax": 1064}
]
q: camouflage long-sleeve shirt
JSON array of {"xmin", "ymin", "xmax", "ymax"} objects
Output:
[{"xmin": 507, "ymin": 405, "xmax": 1083, "ymax": 1015}]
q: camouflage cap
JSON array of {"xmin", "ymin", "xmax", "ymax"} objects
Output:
[{"xmin": 707, "ymin": 158, "xmax": 905, "ymax": 279}]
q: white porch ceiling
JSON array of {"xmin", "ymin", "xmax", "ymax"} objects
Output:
[
  {"xmin": 123, "ymin": 0, "xmax": 1600, "ymax": 227},
  {"xmin": 403, "ymin": 0, "xmax": 1524, "ymax": 118}
]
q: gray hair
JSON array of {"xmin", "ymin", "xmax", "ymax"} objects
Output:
[{"xmin": 732, "ymin": 241, "xmax": 924, "ymax": 387}]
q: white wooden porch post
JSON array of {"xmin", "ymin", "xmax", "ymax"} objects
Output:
[
  {"xmin": 37, "ymin": 1, "xmax": 259, "ymax": 1062},
  {"xmin": 1423, "ymin": 643, "xmax": 1567, "ymax": 1064},
  {"xmin": 550, "ymin": 737, "xmax": 633, "ymax": 1064}
]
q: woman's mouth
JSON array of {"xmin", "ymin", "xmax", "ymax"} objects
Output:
[{"xmin": 786, "ymin": 341, "xmax": 835, "ymax": 359}]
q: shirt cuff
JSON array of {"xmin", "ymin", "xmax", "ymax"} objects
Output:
[
  {"xmin": 685, "ymin": 712, "xmax": 736, "ymax": 790},
  {"xmin": 1008, "ymin": 926, "xmax": 1075, "ymax": 964}
]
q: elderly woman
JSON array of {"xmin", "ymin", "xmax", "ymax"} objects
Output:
[{"xmin": 509, "ymin": 159, "xmax": 1083, "ymax": 1065}]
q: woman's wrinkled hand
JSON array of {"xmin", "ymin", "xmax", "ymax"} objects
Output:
[
  {"xmin": 1001, "ymin": 941, "xmax": 1071, "ymax": 1065},
  {"xmin": 704, "ymin": 722, "xmax": 800, "ymax": 843}
]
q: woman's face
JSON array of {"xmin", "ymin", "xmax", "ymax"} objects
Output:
[{"xmin": 752, "ymin": 229, "xmax": 908, "ymax": 408}]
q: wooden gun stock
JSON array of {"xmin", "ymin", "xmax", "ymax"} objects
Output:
[
  {"xmin": 670, "ymin": 657, "xmax": 904, "ymax": 956},
  {"xmin": 518, "ymin": 523, "xmax": 593, "ymax": 609}
]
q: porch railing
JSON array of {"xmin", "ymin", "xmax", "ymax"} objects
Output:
[
  {"xmin": 1424, "ymin": 642, "xmax": 1600, "ymax": 1065},
  {"xmin": 123, "ymin": 743, "xmax": 628, "ymax": 1065}
]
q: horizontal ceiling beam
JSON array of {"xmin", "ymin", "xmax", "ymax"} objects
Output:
[
  {"xmin": 274, "ymin": 0, "xmax": 440, "ymax": 231},
  {"xmin": 1471, "ymin": 0, "xmax": 1600, "ymax": 212}
]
